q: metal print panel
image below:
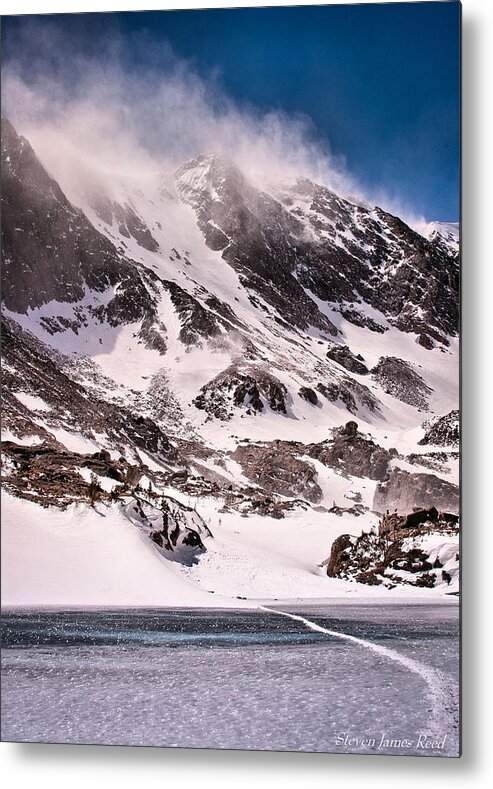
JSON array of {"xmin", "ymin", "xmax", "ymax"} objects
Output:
[{"xmin": 0, "ymin": 1, "xmax": 461, "ymax": 756}]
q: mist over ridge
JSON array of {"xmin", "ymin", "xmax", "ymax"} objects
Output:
[{"xmin": 2, "ymin": 17, "xmax": 434, "ymax": 228}]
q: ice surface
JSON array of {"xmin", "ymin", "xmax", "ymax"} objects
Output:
[{"xmin": 0, "ymin": 606, "xmax": 459, "ymax": 756}]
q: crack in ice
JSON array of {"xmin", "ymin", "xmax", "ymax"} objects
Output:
[{"xmin": 260, "ymin": 606, "xmax": 458, "ymax": 739}]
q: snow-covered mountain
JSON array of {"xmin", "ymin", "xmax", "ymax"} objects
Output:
[
  {"xmin": 1, "ymin": 118, "xmax": 460, "ymax": 604},
  {"xmin": 420, "ymin": 220, "xmax": 460, "ymax": 251}
]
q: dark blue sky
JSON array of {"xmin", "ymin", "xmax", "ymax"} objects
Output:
[{"xmin": 2, "ymin": 2, "xmax": 460, "ymax": 221}]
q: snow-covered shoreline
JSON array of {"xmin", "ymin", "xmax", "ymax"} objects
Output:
[{"xmin": 1, "ymin": 493, "xmax": 458, "ymax": 609}]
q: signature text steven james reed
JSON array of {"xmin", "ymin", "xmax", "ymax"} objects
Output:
[{"xmin": 335, "ymin": 731, "xmax": 448, "ymax": 752}]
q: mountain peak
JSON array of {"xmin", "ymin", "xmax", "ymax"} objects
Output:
[
  {"xmin": 421, "ymin": 220, "xmax": 460, "ymax": 251},
  {"xmin": 174, "ymin": 152, "xmax": 244, "ymax": 196}
]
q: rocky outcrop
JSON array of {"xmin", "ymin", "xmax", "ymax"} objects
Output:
[
  {"xmin": 405, "ymin": 451, "xmax": 457, "ymax": 474},
  {"xmin": 177, "ymin": 153, "xmax": 459, "ymax": 345},
  {"xmin": 306, "ymin": 422, "xmax": 395, "ymax": 481},
  {"xmin": 418, "ymin": 410, "xmax": 459, "ymax": 447},
  {"xmin": 416, "ymin": 332, "xmax": 435, "ymax": 350},
  {"xmin": 373, "ymin": 467, "xmax": 459, "ymax": 515},
  {"xmin": 225, "ymin": 423, "xmax": 392, "ymax": 506},
  {"xmin": 325, "ymin": 514, "xmax": 459, "ymax": 590},
  {"xmin": 1, "ymin": 119, "xmax": 157, "ymax": 326},
  {"xmin": 224, "ymin": 423, "xmax": 395, "ymax": 502},
  {"xmin": 378, "ymin": 507, "xmax": 458, "ymax": 537},
  {"xmin": 371, "ymin": 356, "xmax": 432, "ymax": 409},
  {"xmin": 1, "ymin": 441, "xmax": 145, "ymax": 507},
  {"xmin": 1, "ymin": 317, "xmax": 176, "ymax": 463},
  {"xmin": 338, "ymin": 306, "xmax": 387, "ymax": 334},
  {"xmin": 175, "ymin": 154, "xmax": 338, "ymax": 337},
  {"xmin": 231, "ymin": 442, "xmax": 322, "ymax": 503},
  {"xmin": 316, "ymin": 382, "xmax": 358, "ymax": 413},
  {"xmin": 316, "ymin": 376, "xmax": 379, "ymax": 415},
  {"xmin": 164, "ymin": 280, "xmax": 244, "ymax": 346},
  {"xmin": 193, "ymin": 365, "xmax": 288, "ymax": 420},
  {"xmin": 326, "ymin": 344, "xmax": 369, "ymax": 375},
  {"xmin": 123, "ymin": 496, "xmax": 211, "ymax": 565},
  {"xmin": 89, "ymin": 192, "xmax": 160, "ymax": 252},
  {"xmin": 274, "ymin": 179, "xmax": 459, "ymax": 343},
  {"xmin": 298, "ymin": 386, "xmax": 319, "ymax": 405},
  {"xmin": 325, "ymin": 534, "xmax": 355, "ymax": 577}
]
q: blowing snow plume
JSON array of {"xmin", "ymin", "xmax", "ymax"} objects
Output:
[{"xmin": 1, "ymin": 17, "xmax": 363, "ymax": 210}]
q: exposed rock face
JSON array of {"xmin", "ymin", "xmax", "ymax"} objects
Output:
[
  {"xmin": 231, "ymin": 442, "xmax": 323, "ymax": 503},
  {"xmin": 315, "ymin": 375, "xmax": 379, "ymax": 415},
  {"xmin": 338, "ymin": 306, "xmax": 387, "ymax": 334},
  {"xmin": 89, "ymin": 191, "xmax": 160, "ymax": 252},
  {"xmin": 193, "ymin": 365, "xmax": 288, "ymax": 420},
  {"xmin": 316, "ymin": 382, "xmax": 356, "ymax": 414},
  {"xmin": 326, "ymin": 345, "xmax": 369, "ymax": 375},
  {"xmin": 1, "ymin": 119, "xmax": 156, "ymax": 326},
  {"xmin": 371, "ymin": 356, "xmax": 432, "ymax": 409},
  {"xmin": 2, "ymin": 441, "xmax": 145, "ymax": 507},
  {"xmin": 1, "ymin": 317, "xmax": 175, "ymax": 462},
  {"xmin": 405, "ymin": 451, "xmax": 457, "ymax": 474},
  {"xmin": 373, "ymin": 468, "xmax": 459, "ymax": 515},
  {"xmin": 2, "ymin": 443, "xmax": 102, "ymax": 507},
  {"xmin": 306, "ymin": 422, "xmax": 394, "ymax": 481},
  {"xmin": 418, "ymin": 410, "xmax": 459, "ymax": 447},
  {"xmin": 164, "ymin": 280, "xmax": 244, "ymax": 346},
  {"xmin": 176, "ymin": 154, "xmax": 459, "ymax": 345},
  {"xmin": 272, "ymin": 179, "xmax": 459, "ymax": 343},
  {"xmin": 224, "ymin": 424, "xmax": 393, "ymax": 503},
  {"xmin": 175, "ymin": 154, "xmax": 338, "ymax": 337}
]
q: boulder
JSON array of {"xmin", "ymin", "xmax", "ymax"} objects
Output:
[
  {"xmin": 417, "ymin": 333, "xmax": 435, "ymax": 350},
  {"xmin": 404, "ymin": 507, "xmax": 439, "ymax": 529},
  {"xmin": 326, "ymin": 344, "xmax": 369, "ymax": 375},
  {"xmin": 326, "ymin": 534, "xmax": 354, "ymax": 577},
  {"xmin": 298, "ymin": 386, "xmax": 318, "ymax": 405},
  {"xmin": 343, "ymin": 420, "xmax": 358, "ymax": 438}
]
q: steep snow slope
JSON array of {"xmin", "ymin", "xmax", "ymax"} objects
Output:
[{"xmin": 8, "ymin": 147, "xmax": 456, "ymax": 448}]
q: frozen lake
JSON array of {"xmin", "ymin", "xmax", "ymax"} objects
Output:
[{"xmin": 0, "ymin": 605, "xmax": 459, "ymax": 756}]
